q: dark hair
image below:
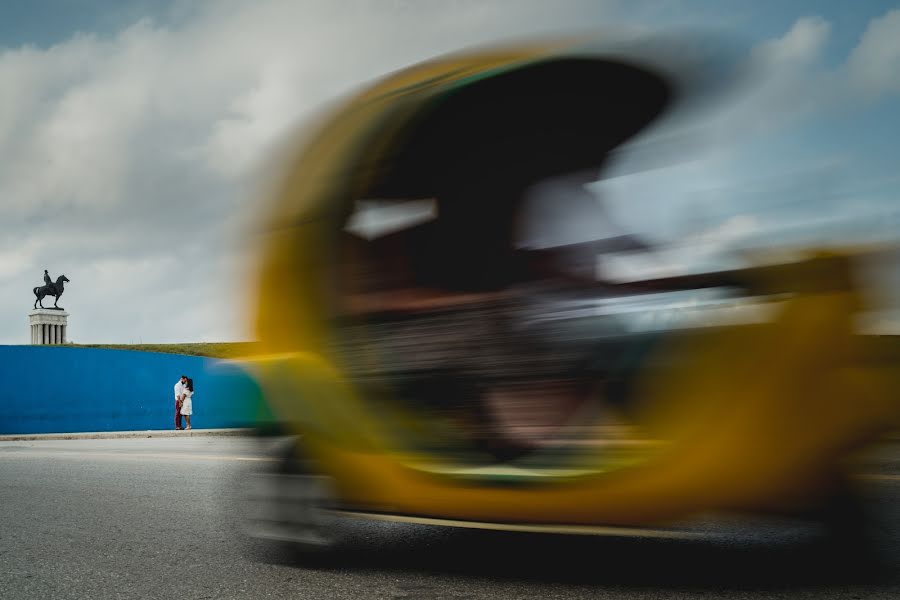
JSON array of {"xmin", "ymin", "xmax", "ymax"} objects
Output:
[
  {"xmin": 180, "ymin": 374, "xmax": 187, "ymax": 379},
  {"xmin": 186, "ymin": 378, "xmax": 194, "ymax": 392}
]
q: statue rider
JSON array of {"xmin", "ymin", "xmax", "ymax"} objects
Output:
[{"xmin": 43, "ymin": 269, "xmax": 55, "ymax": 295}]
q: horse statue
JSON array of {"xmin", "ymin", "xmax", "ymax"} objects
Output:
[{"xmin": 34, "ymin": 274, "xmax": 70, "ymax": 310}]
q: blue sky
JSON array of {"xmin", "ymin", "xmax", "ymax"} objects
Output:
[
  {"xmin": 0, "ymin": 0, "xmax": 184, "ymax": 48},
  {"xmin": 1, "ymin": 0, "xmax": 898, "ymax": 342}
]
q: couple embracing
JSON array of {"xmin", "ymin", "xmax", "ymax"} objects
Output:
[{"xmin": 173, "ymin": 374, "xmax": 195, "ymax": 430}]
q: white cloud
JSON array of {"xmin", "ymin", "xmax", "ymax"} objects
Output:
[
  {"xmin": 3, "ymin": 2, "xmax": 898, "ymax": 345},
  {"xmin": 752, "ymin": 16, "xmax": 831, "ymax": 67},
  {"xmin": 0, "ymin": 239, "xmax": 43, "ymax": 280},
  {"xmin": 708, "ymin": 15, "xmax": 833, "ymax": 140},
  {"xmin": 0, "ymin": 0, "xmax": 618, "ymax": 344},
  {"xmin": 847, "ymin": 8, "xmax": 900, "ymax": 98}
]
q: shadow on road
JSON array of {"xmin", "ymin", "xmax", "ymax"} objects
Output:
[{"xmin": 247, "ymin": 503, "xmax": 898, "ymax": 591}]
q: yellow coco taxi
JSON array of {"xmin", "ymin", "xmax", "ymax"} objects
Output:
[{"xmin": 236, "ymin": 35, "xmax": 900, "ymax": 554}]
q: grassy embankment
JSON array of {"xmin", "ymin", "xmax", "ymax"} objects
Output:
[
  {"xmin": 75, "ymin": 336, "xmax": 900, "ymax": 361},
  {"xmin": 75, "ymin": 342, "xmax": 259, "ymax": 359}
]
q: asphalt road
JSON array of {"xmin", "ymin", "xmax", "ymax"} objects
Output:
[{"xmin": 1, "ymin": 437, "xmax": 899, "ymax": 599}]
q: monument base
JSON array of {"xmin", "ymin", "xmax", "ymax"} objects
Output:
[{"xmin": 29, "ymin": 309, "xmax": 69, "ymax": 345}]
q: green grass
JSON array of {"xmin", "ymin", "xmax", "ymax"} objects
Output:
[
  {"xmin": 74, "ymin": 342, "xmax": 260, "ymax": 359},
  {"xmin": 69, "ymin": 334, "xmax": 900, "ymax": 361}
]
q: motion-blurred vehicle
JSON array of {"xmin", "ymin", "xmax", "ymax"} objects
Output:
[{"xmin": 235, "ymin": 34, "xmax": 900, "ymax": 554}]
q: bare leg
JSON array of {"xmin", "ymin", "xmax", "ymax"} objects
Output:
[{"xmin": 185, "ymin": 415, "xmax": 191, "ymax": 430}]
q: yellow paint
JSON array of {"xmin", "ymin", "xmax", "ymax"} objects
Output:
[{"xmin": 246, "ymin": 37, "xmax": 900, "ymax": 528}]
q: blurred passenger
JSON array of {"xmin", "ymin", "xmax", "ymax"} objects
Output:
[{"xmin": 336, "ymin": 165, "xmax": 665, "ymax": 460}]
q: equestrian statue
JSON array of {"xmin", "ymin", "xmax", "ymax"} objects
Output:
[{"xmin": 34, "ymin": 269, "xmax": 70, "ymax": 310}]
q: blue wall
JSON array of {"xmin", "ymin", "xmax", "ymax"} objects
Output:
[{"xmin": 0, "ymin": 346, "xmax": 262, "ymax": 434}]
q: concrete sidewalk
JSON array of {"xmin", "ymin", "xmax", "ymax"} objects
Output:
[
  {"xmin": 0, "ymin": 428, "xmax": 252, "ymax": 441},
  {"xmin": 3, "ymin": 427, "xmax": 896, "ymax": 444}
]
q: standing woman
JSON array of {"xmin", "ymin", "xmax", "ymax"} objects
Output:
[{"xmin": 181, "ymin": 378, "xmax": 194, "ymax": 430}]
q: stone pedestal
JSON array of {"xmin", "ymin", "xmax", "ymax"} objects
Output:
[{"xmin": 29, "ymin": 309, "xmax": 69, "ymax": 345}]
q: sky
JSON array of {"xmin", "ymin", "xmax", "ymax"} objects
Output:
[{"xmin": 1, "ymin": 0, "xmax": 899, "ymax": 344}]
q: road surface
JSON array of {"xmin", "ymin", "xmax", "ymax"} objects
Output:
[{"xmin": 1, "ymin": 436, "xmax": 898, "ymax": 599}]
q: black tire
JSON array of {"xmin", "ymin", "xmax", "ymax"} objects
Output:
[
  {"xmin": 816, "ymin": 476, "xmax": 878, "ymax": 561},
  {"xmin": 233, "ymin": 435, "xmax": 346, "ymax": 561}
]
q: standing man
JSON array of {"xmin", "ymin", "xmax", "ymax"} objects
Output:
[{"xmin": 174, "ymin": 374, "xmax": 187, "ymax": 430}]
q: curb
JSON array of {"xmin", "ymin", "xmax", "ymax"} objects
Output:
[
  {"xmin": 2, "ymin": 429, "xmax": 896, "ymax": 443},
  {"xmin": 0, "ymin": 428, "xmax": 253, "ymax": 442}
]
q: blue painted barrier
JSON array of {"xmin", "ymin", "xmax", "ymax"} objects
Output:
[{"xmin": 0, "ymin": 346, "xmax": 262, "ymax": 434}]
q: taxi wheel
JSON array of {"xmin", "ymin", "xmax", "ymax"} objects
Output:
[
  {"xmin": 237, "ymin": 436, "xmax": 345, "ymax": 560},
  {"xmin": 816, "ymin": 477, "xmax": 876, "ymax": 555},
  {"xmin": 788, "ymin": 473, "xmax": 884, "ymax": 572}
]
